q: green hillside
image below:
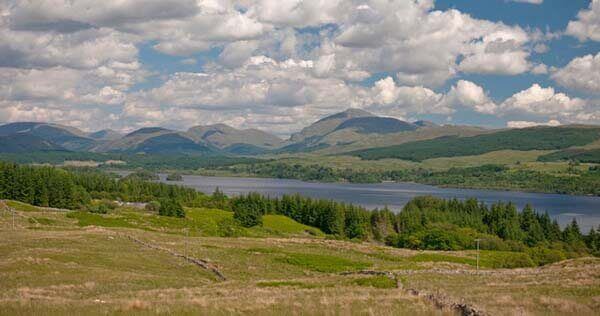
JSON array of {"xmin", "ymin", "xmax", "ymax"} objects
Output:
[
  {"xmin": 129, "ymin": 133, "xmax": 215, "ymax": 155},
  {"xmin": 67, "ymin": 207, "xmax": 323, "ymax": 237},
  {"xmin": 348, "ymin": 126, "xmax": 600, "ymax": 161},
  {"xmin": 334, "ymin": 117, "xmax": 417, "ymax": 134},
  {"xmin": 0, "ymin": 134, "xmax": 65, "ymax": 152},
  {"xmin": 538, "ymin": 148, "xmax": 600, "ymax": 163}
]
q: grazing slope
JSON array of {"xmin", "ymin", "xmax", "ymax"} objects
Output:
[{"xmin": 349, "ymin": 126, "xmax": 600, "ymax": 161}]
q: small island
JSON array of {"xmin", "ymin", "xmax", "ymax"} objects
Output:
[{"xmin": 166, "ymin": 172, "xmax": 183, "ymax": 181}]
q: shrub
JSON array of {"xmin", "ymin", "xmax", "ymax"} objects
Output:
[
  {"xmin": 87, "ymin": 199, "xmax": 117, "ymax": 214},
  {"xmin": 481, "ymin": 251, "xmax": 536, "ymax": 268},
  {"xmin": 217, "ymin": 218, "xmax": 245, "ymax": 237},
  {"xmin": 527, "ymin": 247, "xmax": 566, "ymax": 266},
  {"xmin": 145, "ymin": 200, "xmax": 161, "ymax": 213},
  {"xmin": 158, "ymin": 199, "xmax": 185, "ymax": 218}
]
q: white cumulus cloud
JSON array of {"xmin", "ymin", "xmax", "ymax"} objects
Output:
[
  {"xmin": 566, "ymin": 0, "xmax": 600, "ymax": 41},
  {"xmin": 552, "ymin": 52, "xmax": 600, "ymax": 94}
]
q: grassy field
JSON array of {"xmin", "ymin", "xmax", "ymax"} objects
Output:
[
  {"xmin": 1, "ymin": 201, "xmax": 599, "ymax": 315},
  {"xmin": 198, "ymin": 150, "xmax": 550, "ymax": 176}
]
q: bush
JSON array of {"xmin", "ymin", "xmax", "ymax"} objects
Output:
[
  {"xmin": 217, "ymin": 218, "xmax": 245, "ymax": 237},
  {"xmin": 527, "ymin": 247, "xmax": 566, "ymax": 266},
  {"xmin": 158, "ymin": 199, "xmax": 185, "ymax": 218},
  {"xmin": 87, "ymin": 199, "xmax": 117, "ymax": 214},
  {"xmin": 145, "ymin": 200, "xmax": 161, "ymax": 213},
  {"xmin": 481, "ymin": 251, "xmax": 536, "ymax": 268}
]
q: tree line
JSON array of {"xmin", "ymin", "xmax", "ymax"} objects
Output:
[
  {"xmin": 229, "ymin": 193, "xmax": 600, "ymax": 263},
  {"xmin": 0, "ymin": 162, "xmax": 208, "ymax": 213},
  {"xmin": 1, "ymin": 161, "xmax": 598, "ymax": 265}
]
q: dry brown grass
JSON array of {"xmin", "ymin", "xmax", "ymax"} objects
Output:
[{"xmin": 1, "ymin": 205, "xmax": 599, "ymax": 315}]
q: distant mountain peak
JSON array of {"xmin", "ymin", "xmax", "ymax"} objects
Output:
[
  {"xmin": 88, "ymin": 129, "xmax": 122, "ymax": 141},
  {"xmin": 413, "ymin": 120, "xmax": 438, "ymax": 128},
  {"xmin": 317, "ymin": 108, "xmax": 373, "ymax": 123},
  {"xmin": 125, "ymin": 127, "xmax": 171, "ymax": 137},
  {"xmin": 289, "ymin": 108, "xmax": 374, "ymax": 143},
  {"xmin": 187, "ymin": 124, "xmax": 282, "ymax": 149}
]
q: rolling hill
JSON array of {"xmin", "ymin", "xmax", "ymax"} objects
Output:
[
  {"xmin": 87, "ymin": 129, "xmax": 122, "ymax": 141},
  {"xmin": 187, "ymin": 124, "xmax": 283, "ymax": 149},
  {"xmin": 92, "ymin": 127, "xmax": 217, "ymax": 155},
  {"xmin": 0, "ymin": 133, "xmax": 65, "ymax": 152},
  {"xmin": 277, "ymin": 109, "xmax": 478, "ymax": 154},
  {"xmin": 0, "ymin": 122, "xmax": 96, "ymax": 151},
  {"xmin": 348, "ymin": 126, "xmax": 600, "ymax": 161},
  {"xmin": 288, "ymin": 108, "xmax": 373, "ymax": 144},
  {"xmin": 538, "ymin": 148, "xmax": 600, "ymax": 163},
  {"xmin": 130, "ymin": 133, "xmax": 214, "ymax": 155}
]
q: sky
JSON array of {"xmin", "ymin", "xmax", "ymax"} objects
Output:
[{"xmin": 0, "ymin": 0, "xmax": 599, "ymax": 136}]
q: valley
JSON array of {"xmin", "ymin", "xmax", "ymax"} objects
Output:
[{"xmin": 1, "ymin": 109, "xmax": 599, "ymax": 198}]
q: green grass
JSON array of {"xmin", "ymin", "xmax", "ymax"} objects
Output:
[
  {"xmin": 421, "ymin": 150, "xmax": 549, "ymax": 170},
  {"xmin": 409, "ymin": 253, "xmax": 477, "ymax": 266},
  {"xmin": 262, "ymin": 214, "xmax": 323, "ymax": 236},
  {"xmin": 5, "ymin": 200, "xmax": 43, "ymax": 212},
  {"xmin": 276, "ymin": 252, "xmax": 370, "ymax": 273},
  {"xmin": 349, "ymin": 126, "xmax": 600, "ymax": 161},
  {"xmin": 351, "ymin": 276, "xmax": 397, "ymax": 289},
  {"xmin": 408, "ymin": 251, "xmax": 536, "ymax": 269},
  {"xmin": 256, "ymin": 281, "xmax": 317, "ymax": 288},
  {"xmin": 66, "ymin": 207, "xmax": 324, "ymax": 238},
  {"xmin": 28, "ymin": 217, "xmax": 57, "ymax": 225}
]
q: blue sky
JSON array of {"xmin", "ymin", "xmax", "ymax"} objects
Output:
[{"xmin": 1, "ymin": 0, "xmax": 599, "ymax": 134}]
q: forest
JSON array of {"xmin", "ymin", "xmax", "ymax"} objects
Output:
[
  {"xmin": 0, "ymin": 161, "xmax": 598, "ymax": 266},
  {"xmin": 218, "ymin": 162, "xmax": 600, "ymax": 196}
]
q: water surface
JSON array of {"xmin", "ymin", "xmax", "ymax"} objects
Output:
[{"xmin": 157, "ymin": 174, "xmax": 600, "ymax": 231}]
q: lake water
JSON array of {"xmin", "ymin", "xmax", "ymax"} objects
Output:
[{"xmin": 155, "ymin": 174, "xmax": 600, "ymax": 231}]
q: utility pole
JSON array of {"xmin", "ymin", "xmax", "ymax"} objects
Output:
[
  {"xmin": 185, "ymin": 228, "xmax": 189, "ymax": 258},
  {"xmin": 475, "ymin": 238, "xmax": 481, "ymax": 272}
]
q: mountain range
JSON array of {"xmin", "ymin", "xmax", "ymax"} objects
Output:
[{"xmin": 1, "ymin": 109, "xmax": 598, "ymax": 158}]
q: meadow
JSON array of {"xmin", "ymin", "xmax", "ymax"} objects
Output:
[{"xmin": 1, "ymin": 201, "xmax": 599, "ymax": 315}]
